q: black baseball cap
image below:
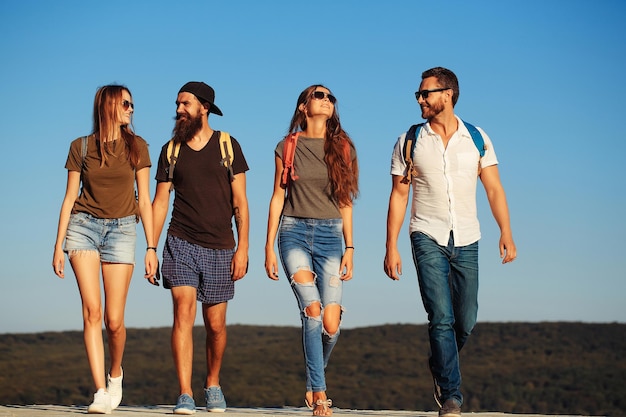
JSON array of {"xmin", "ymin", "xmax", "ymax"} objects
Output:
[{"xmin": 178, "ymin": 81, "xmax": 223, "ymax": 116}]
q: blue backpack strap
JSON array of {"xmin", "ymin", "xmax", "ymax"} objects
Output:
[
  {"xmin": 403, "ymin": 124, "xmax": 422, "ymax": 159},
  {"xmin": 461, "ymin": 120, "xmax": 485, "ymax": 157},
  {"xmin": 402, "ymin": 121, "xmax": 484, "ymax": 183}
]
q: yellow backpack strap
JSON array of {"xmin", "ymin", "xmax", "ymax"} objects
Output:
[
  {"xmin": 167, "ymin": 139, "xmax": 181, "ymax": 191},
  {"xmin": 219, "ymin": 131, "xmax": 235, "ymax": 182}
]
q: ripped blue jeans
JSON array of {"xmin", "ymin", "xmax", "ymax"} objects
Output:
[{"xmin": 278, "ymin": 216, "xmax": 344, "ymax": 393}]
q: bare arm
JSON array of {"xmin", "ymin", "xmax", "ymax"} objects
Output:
[
  {"xmin": 384, "ymin": 175, "xmax": 411, "ymax": 280},
  {"xmin": 230, "ymin": 172, "xmax": 249, "ymax": 281},
  {"xmin": 152, "ymin": 182, "xmax": 171, "ymax": 246},
  {"xmin": 52, "ymin": 171, "xmax": 80, "ymax": 278},
  {"xmin": 339, "ymin": 204, "xmax": 354, "ymax": 281},
  {"xmin": 151, "ymin": 181, "xmax": 172, "ymax": 283},
  {"xmin": 264, "ymin": 156, "xmax": 286, "ymax": 280},
  {"xmin": 480, "ymin": 165, "xmax": 517, "ymax": 264},
  {"xmin": 136, "ymin": 167, "xmax": 158, "ymax": 282}
]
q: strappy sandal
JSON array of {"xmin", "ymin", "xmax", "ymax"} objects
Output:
[{"xmin": 312, "ymin": 398, "xmax": 332, "ymax": 416}]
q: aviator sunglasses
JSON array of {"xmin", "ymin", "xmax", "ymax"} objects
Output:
[
  {"xmin": 311, "ymin": 91, "xmax": 337, "ymax": 104},
  {"xmin": 122, "ymin": 99, "xmax": 135, "ymax": 110},
  {"xmin": 414, "ymin": 87, "xmax": 450, "ymax": 101}
]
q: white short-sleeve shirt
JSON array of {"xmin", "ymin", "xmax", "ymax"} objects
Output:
[{"xmin": 390, "ymin": 115, "xmax": 498, "ymax": 247}]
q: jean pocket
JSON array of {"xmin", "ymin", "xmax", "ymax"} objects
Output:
[
  {"xmin": 69, "ymin": 212, "xmax": 89, "ymax": 226},
  {"xmin": 119, "ymin": 221, "xmax": 137, "ymax": 236},
  {"xmin": 280, "ymin": 216, "xmax": 298, "ymax": 232}
]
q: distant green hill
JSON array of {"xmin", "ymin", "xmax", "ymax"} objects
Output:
[{"xmin": 0, "ymin": 323, "xmax": 623, "ymax": 415}]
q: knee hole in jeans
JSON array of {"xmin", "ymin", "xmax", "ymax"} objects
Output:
[
  {"xmin": 322, "ymin": 303, "xmax": 343, "ymax": 336},
  {"xmin": 304, "ymin": 301, "xmax": 322, "ymax": 319}
]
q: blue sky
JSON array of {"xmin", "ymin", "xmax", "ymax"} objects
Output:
[{"xmin": 1, "ymin": 1, "xmax": 624, "ymax": 334}]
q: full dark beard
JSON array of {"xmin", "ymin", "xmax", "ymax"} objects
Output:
[{"xmin": 172, "ymin": 113, "xmax": 203, "ymax": 143}]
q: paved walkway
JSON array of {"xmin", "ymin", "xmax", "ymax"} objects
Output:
[{"xmin": 0, "ymin": 405, "xmax": 596, "ymax": 417}]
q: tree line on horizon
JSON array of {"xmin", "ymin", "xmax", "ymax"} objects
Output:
[{"xmin": 0, "ymin": 322, "xmax": 623, "ymax": 416}]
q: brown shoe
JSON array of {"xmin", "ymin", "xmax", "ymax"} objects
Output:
[{"xmin": 438, "ymin": 398, "xmax": 461, "ymax": 417}]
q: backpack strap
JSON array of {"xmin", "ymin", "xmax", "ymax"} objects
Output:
[
  {"xmin": 461, "ymin": 120, "xmax": 486, "ymax": 157},
  {"xmin": 401, "ymin": 124, "xmax": 423, "ymax": 184},
  {"xmin": 167, "ymin": 139, "xmax": 181, "ymax": 191},
  {"xmin": 219, "ymin": 131, "xmax": 235, "ymax": 182},
  {"xmin": 281, "ymin": 132, "xmax": 301, "ymax": 188},
  {"xmin": 461, "ymin": 120, "xmax": 486, "ymax": 176},
  {"xmin": 401, "ymin": 121, "xmax": 486, "ymax": 183},
  {"xmin": 281, "ymin": 133, "xmax": 352, "ymax": 191},
  {"xmin": 80, "ymin": 135, "xmax": 88, "ymax": 171}
]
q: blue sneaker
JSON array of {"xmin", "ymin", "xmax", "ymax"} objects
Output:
[
  {"xmin": 173, "ymin": 393, "xmax": 196, "ymax": 415},
  {"xmin": 204, "ymin": 386, "xmax": 226, "ymax": 412}
]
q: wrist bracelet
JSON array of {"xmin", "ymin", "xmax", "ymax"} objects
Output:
[
  {"xmin": 345, "ymin": 246, "xmax": 355, "ymax": 250},
  {"xmin": 147, "ymin": 247, "xmax": 157, "ymax": 252}
]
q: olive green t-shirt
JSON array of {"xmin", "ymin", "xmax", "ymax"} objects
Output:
[
  {"xmin": 65, "ymin": 135, "xmax": 151, "ymax": 219},
  {"xmin": 275, "ymin": 136, "xmax": 343, "ymax": 219}
]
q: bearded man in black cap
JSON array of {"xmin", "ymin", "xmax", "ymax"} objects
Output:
[{"xmin": 152, "ymin": 81, "xmax": 249, "ymax": 414}]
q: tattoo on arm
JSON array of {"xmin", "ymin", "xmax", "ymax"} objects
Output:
[{"xmin": 233, "ymin": 206, "xmax": 241, "ymax": 230}]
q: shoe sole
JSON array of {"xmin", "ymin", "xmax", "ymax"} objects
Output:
[
  {"xmin": 173, "ymin": 408, "xmax": 196, "ymax": 415},
  {"xmin": 87, "ymin": 409, "xmax": 111, "ymax": 415},
  {"xmin": 207, "ymin": 408, "xmax": 226, "ymax": 413}
]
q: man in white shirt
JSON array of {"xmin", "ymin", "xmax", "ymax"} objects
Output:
[{"xmin": 384, "ymin": 67, "xmax": 517, "ymax": 417}]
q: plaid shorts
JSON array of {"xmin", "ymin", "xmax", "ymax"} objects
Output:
[{"xmin": 162, "ymin": 234, "xmax": 235, "ymax": 304}]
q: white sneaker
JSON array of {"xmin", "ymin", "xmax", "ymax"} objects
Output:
[
  {"xmin": 107, "ymin": 367, "xmax": 123, "ymax": 409},
  {"xmin": 87, "ymin": 388, "xmax": 111, "ymax": 414}
]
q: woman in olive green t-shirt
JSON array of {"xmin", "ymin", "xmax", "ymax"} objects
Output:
[{"xmin": 52, "ymin": 85, "xmax": 158, "ymax": 414}]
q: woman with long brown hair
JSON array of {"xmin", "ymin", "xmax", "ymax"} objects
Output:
[
  {"xmin": 265, "ymin": 84, "xmax": 358, "ymax": 416},
  {"xmin": 52, "ymin": 85, "xmax": 157, "ymax": 414}
]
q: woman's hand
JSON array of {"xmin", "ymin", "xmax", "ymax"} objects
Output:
[
  {"xmin": 52, "ymin": 247, "xmax": 66, "ymax": 279},
  {"xmin": 265, "ymin": 247, "xmax": 280, "ymax": 280}
]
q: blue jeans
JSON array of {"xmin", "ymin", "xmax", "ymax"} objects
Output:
[
  {"xmin": 410, "ymin": 231, "xmax": 479, "ymax": 406},
  {"xmin": 278, "ymin": 216, "xmax": 344, "ymax": 392}
]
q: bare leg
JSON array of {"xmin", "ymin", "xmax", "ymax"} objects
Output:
[
  {"xmin": 202, "ymin": 302, "xmax": 228, "ymax": 388},
  {"xmin": 171, "ymin": 286, "xmax": 198, "ymax": 396},
  {"xmin": 102, "ymin": 262, "xmax": 133, "ymax": 378},
  {"xmin": 71, "ymin": 251, "xmax": 106, "ymax": 390}
]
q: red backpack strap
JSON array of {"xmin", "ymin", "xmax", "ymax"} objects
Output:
[{"xmin": 281, "ymin": 132, "xmax": 301, "ymax": 187}]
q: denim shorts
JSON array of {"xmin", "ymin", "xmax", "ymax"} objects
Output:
[
  {"xmin": 162, "ymin": 234, "xmax": 235, "ymax": 304},
  {"xmin": 64, "ymin": 212, "xmax": 137, "ymax": 264}
]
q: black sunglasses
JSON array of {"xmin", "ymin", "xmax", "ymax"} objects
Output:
[
  {"xmin": 311, "ymin": 91, "xmax": 336, "ymax": 104},
  {"xmin": 415, "ymin": 88, "xmax": 450, "ymax": 101},
  {"xmin": 122, "ymin": 99, "xmax": 135, "ymax": 110}
]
